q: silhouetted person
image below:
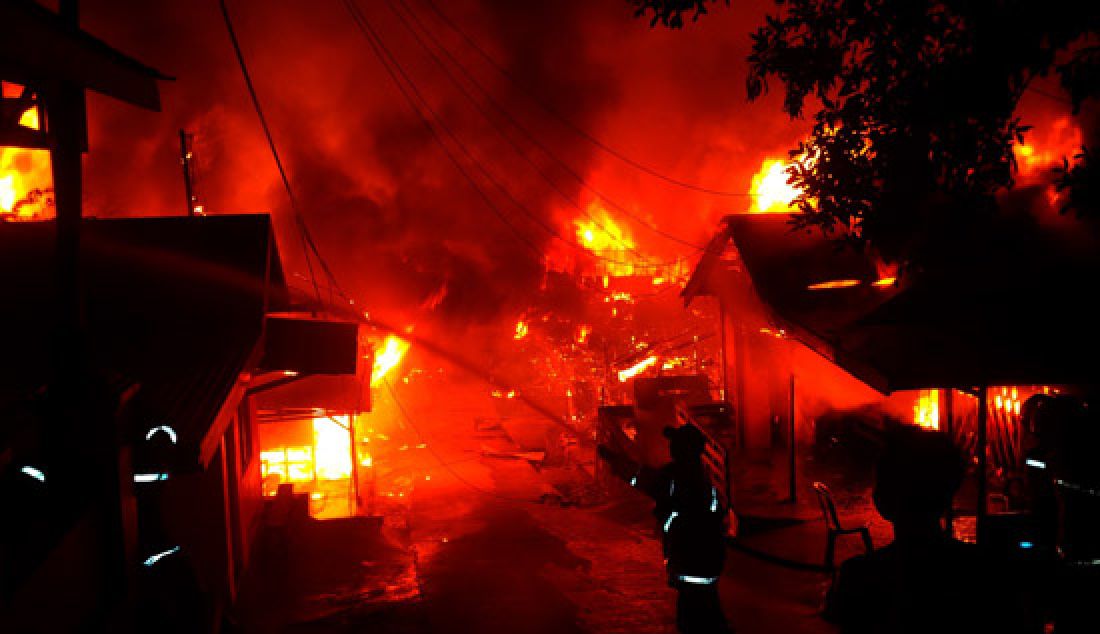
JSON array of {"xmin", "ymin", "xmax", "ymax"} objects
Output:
[
  {"xmin": 1024, "ymin": 393, "xmax": 1100, "ymax": 633},
  {"xmin": 600, "ymin": 424, "xmax": 729, "ymax": 633},
  {"xmin": 823, "ymin": 427, "xmax": 1030, "ymax": 634}
]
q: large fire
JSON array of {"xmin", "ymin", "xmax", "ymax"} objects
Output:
[
  {"xmin": 313, "ymin": 415, "xmax": 352, "ymax": 480},
  {"xmin": 750, "ymin": 159, "xmax": 801, "ymax": 214},
  {"xmin": 1, "ymin": 83, "xmax": 53, "ymax": 222},
  {"xmin": 574, "ymin": 201, "xmax": 641, "ymax": 277},
  {"xmin": 371, "ymin": 334, "xmax": 410, "ymax": 386},
  {"xmin": 913, "ymin": 389, "xmax": 940, "ymax": 429}
]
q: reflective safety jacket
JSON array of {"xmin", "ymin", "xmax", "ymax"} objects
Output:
[{"xmin": 637, "ymin": 460, "xmax": 727, "ymax": 587}]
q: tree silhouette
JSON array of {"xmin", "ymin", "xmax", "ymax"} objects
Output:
[{"xmin": 633, "ymin": 0, "xmax": 1099, "ymax": 269}]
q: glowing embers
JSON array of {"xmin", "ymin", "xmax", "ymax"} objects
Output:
[
  {"xmin": 994, "ymin": 386, "xmax": 1022, "ymax": 417},
  {"xmin": 371, "ymin": 335, "xmax": 410, "ymax": 386},
  {"xmin": 618, "ymin": 355, "xmax": 659, "ymax": 382},
  {"xmin": 514, "ymin": 319, "xmax": 529, "ymax": 340},
  {"xmin": 913, "ymin": 389, "xmax": 940, "ymax": 430},
  {"xmin": 807, "ymin": 279, "xmax": 862, "ymax": 291}
]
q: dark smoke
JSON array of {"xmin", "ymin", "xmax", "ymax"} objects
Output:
[{"xmin": 73, "ymin": 0, "xmax": 801, "ymax": 332}]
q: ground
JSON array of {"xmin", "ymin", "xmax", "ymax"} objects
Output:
[{"xmin": 238, "ymin": 373, "xmax": 893, "ymax": 633}]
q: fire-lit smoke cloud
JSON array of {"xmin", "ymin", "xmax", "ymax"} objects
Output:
[{"xmin": 69, "ymin": 0, "xmax": 801, "ymax": 330}]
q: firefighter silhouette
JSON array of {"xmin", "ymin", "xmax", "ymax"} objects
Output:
[{"xmin": 599, "ymin": 423, "xmax": 730, "ymax": 633}]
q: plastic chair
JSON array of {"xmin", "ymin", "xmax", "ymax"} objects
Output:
[{"xmin": 813, "ymin": 481, "xmax": 873, "ymax": 570}]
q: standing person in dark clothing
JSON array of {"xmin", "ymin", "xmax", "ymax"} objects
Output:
[
  {"xmin": 823, "ymin": 427, "xmax": 1032, "ymax": 634},
  {"xmin": 599, "ymin": 424, "xmax": 730, "ymax": 633}
]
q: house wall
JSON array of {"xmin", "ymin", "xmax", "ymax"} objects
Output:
[
  {"xmin": 150, "ymin": 398, "xmax": 266, "ymax": 625},
  {"xmin": 158, "ymin": 445, "xmax": 230, "ymax": 627},
  {"xmin": 234, "ymin": 397, "xmax": 264, "ymax": 573},
  {"xmin": 724, "ymin": 309, "xmax": 886, "ymax": 450}
]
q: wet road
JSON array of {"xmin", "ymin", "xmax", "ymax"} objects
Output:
[{"xmin": 243, "ymin": 374, "xmax": 840, "ymax": 633}]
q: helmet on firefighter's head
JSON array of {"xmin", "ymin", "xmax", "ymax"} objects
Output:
[{"xmin": 664, "ymin": 424, "xmax": 706, "ymax": 462}]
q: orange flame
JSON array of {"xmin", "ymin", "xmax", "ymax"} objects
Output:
[
  {"xmin": 574, "ymin": 201, "xmax": 640, "ymax": 277},
  {"xmin": 514, "ymin": 319, "xmax": 528, "ymax": 340},
  {"xmin": 913, "ymin": 389, "xmax": 940, "ymax": 429},
  {"xmin": 751, "ymin": 159, "xmax": 802, "ymax": 214},
  {"xmin": 1016, "ymin": 117, "xmax": 1082, "ymax": 177},
  {"xmin": 371, "ymin": 335, "xmax": 410, "ymax": 386},
  {"xmin": 618, "ymin": 355, "xmax": 658, "ymax": 382},
  {"xmin": 1, "ymin": 95, "xmax": 53, "ymax": 222},
  {"xmin": 313, "ymin": 415, "xmax": 352, "ymax": 480}
]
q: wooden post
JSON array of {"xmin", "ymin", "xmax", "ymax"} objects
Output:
[
  {"xmin": 976, "ymin": 386, "xmax": 988, "ymax": 543},
  {"xmin": 349, "ymin": 413, "xmax": 361, "ymax": 515},
  {"xmin": 788, "ymin": 373, "xmax": 797, "ymax": 503},
  {"xmin": 944, "ymin": 388, "xmax": 955, "ymax": 535},
  {"xmin": 179, "ymin": 129, "xmax": 198, "ymax": 216},
  {"xmin": 718, "ymin": 301, "xmax": 730, "ymax": 403},
  {"xmin": 733, "ymin": 324, "xmax": 748, "ymax": 449}
]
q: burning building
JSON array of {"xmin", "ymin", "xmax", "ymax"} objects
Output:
[{"xmin": 684, "ymin": 210, "xmax": 1100, "ymax": 542}]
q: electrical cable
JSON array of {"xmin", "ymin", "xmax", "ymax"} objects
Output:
[
  {"xmin": 417, "ymin": 0, "xmax": 754, "ymax": 200},
  {"xmin": 346, "ymin": 0, "xmax": 659, "ymax": 270},
  {"xmin": 218, "ymin": 0, "xmax": 325, "ymax": 305},
  {"xmin": 343, "ymin": 0, "xmax": 570, "ymax": 266},
  {"xmin": 402, "ymin": 0, "xmax": 712, "ymax": 252},
  {"xmin": 384, "ymin": 0, "xmax": 685, "ymax": 266}
]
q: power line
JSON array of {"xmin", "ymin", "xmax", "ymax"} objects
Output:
[
  {"xmin": 410, "ymin": 0, "xmax": 712, "ymax": 250},
  {"xmin": 384, "ymin": 0, "xmax": 678, "ymax": 265},
  {"xmin": 342, "ymin": 0, "xmax": 549, "ymax": 265},
  {"xmin": 218, "ymin": 0, "xmax": 325, "ymax": 305},
  {"xmin": 417, "ymin": 0, "xmax": 754, "ymax": 200},
  {"xmin": 345, "ymin": 0, "xmax": 648, "ymax": 270}
]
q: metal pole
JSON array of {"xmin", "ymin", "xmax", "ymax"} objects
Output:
[
  {"xmin": 348, "ymin": 413, "xmax": 361, "ymax": 515},
  {"xmin": 179, "ymin": 129, "xmax": 197, "ymax": 216},
  {"xmin": 718, "ymin": 301, "xmax": 730, "ymax": 403},
  {"xmin": 944, "ymin": 388, "xmax": 955, "ymax": 535},
  {"xmin": 976, "ymin": 386, "xmax": 988, "ymax": 543},
  {"xmin": 788, "ymin": 373, "xmax": 797, "ymax": 503}
]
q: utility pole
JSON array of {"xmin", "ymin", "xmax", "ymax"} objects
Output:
[
  {"xmin": 179, "ymin": 129, "xmax": 202, "ymax": 216},
  {"xmin": 787, "ymin": 373, "xmax": 797, "ymax": 503}
]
